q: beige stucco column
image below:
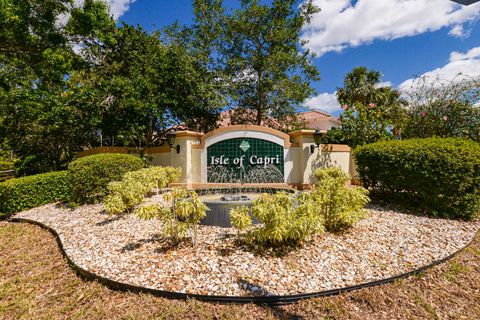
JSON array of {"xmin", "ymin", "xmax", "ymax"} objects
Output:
[
  {"xmin": 169, "ymin": 131, "xmax": 203, "ymax": 186},
  {"xmin": 288, "ymin": 130, "xmax": 352, "ymax": 187}
]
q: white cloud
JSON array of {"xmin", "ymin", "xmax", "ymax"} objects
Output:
[
  {"xmin": 399, "ymin": 46, "xmax": 480, "ymax": 92},
  {"xmin": 450, "ymin": 46, "xmax": 480, "ymax": 61},
  {"xmin": 303, "ymin": 0, "xmax": 480, "ymax": 56},
  {"xmin": 69, "ymin": 0, "xmax": 135, "ymax": 20},
  {"xmin": 449, "ymin": 24, "xmax": 466, "ymax": 37},
  {"xmin": 109, "ymin": 0, "xmax": 136, "ymax": 19},
  {"xmin": 304, "ymin": 92, "xmax": 341, "ymax": 112},
  {"xmin": 376, "ymin": 81, "xmax": 392, "ymax": 88}
]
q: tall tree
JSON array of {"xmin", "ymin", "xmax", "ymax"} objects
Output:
[
  {"xmin": 326, "ymin": 66, "xmax": 405, "ymax": 147},
  {"xmin": 163, "ymin": 0, "xmax": 227, "ymax": 131},
  {"xmin": 0, "ymin": 0, "xmax": 115, "ymax": 174},
  {"xmin": 222, "ymin": 0, "xmax": 320, "ymax": 128},
  {"xmin": 74, "ymin": 23, "xmax": 224, "ymax": 148}
]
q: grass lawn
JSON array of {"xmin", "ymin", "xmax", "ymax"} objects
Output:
[{"xmin": 1, "ymin": 222, "xmax": 479, "ymax": 320}]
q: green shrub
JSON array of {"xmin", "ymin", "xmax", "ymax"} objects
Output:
[
  {"xmin": 68, "ymin": 153, "xmax": 143, "ymax": 204},
  {"xmin": 230, "ymin": 168, "xmax": 369, "ymax": 247},
  {"xmin": 104, "ymin": 166, "xmax": 181, "ymax": 215},
  {"xmin": 0, "ymin": 161, "xmax": 13, "ymax": 171},
  {"xmin": 230, "ymin": 192, "xmax": 324, "ymax": 247},
  {"xmin": 13, "ymin": 155, "xmax": 58, "ymax": 176},
  {"xmin": 354, "ymin": 138, "xmax": 480, "ymax": 220},
  {"xmin": 136, "ymin": 188, "xmax": 208, "ymax": 246},
  {"xmin": 313, "ymin": 167, "xmax": 370, "ymax": 232},
  {"xmin": 0, "ymin": 171, "xmax": 70, "ymax": 215}
]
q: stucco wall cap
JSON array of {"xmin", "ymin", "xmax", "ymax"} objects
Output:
[
  {"xmin": 199, "ymin": 125, "xmax": 291, "ymax": 148},
  {"xmin": 288, "ymin": 129, "xmax": 327, "ymax": 138},
  {"xmin": 176, "ymin": 131, "xmax": 205, "ymax": 138},
  {"xmin": 321, "ymin": 144, "xmax": 351, "ymax": 152}
]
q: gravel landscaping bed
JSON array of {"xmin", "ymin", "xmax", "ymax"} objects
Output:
[{"xmin": 13, "ymin": 204, "xmax": 479, "ymax": 297}]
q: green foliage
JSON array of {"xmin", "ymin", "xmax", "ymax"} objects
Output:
[
  {"xmin": 403, "ymin": 100, "xmax": 480, "ymax": 141},
  {"xmin": 0, "ymin": 0, "xmax": 323, "ymax": 172},
  {"xmin": 0, "ymin": 2, "xmax": 223, "ymax": 173},
  {"xmin": 325, "ymin": 67, "xmax": 405, "ymax": 147},
  {"xmin": 66, "ymin": 0, "xmax": 115, "ymax": 38},
  {"xmin": 0, "ymin": 0, "xmax": 115, "ymax": 173},
  {"xmin": 230, "ymin": 192, "xmax": 324, "ymax": 247},
  {"xmin": 13, "ymin": 155, "xmax": 57, "ymax": 176},
  {"xmin": 0, "ymin": 171, "xmax": 70, "ymax": 215},
  {"xmin": 136, "ymin": 188, "xmax": 208, "ymax": 246},
  {"xmin": 221, "ymin": 0, "xmax": 320, "ymax": 128},
  {"xmin": 0, "ymin": 161, "xmax": 13, "ymax": 171},
  {"xmin": 230, "ymin": 168, "xmax": 369, "ymax": 247},
  {"xmin": 68, "ymin": 154, "xmax": 143, "ymax": 204},
  {"xmin": 104, "ymin": 166, "xmax": 181, "ymax": 215},
  {"xmin": 313, "ymin": 167, "xmax": 370, "ymax": 232},
  {"xmin": 229, "ymin": 206, "xmax": 252, "ymax": 233},
  {"xmin": 355, "ymin": 138, "xmax": 480, "ymax": 220},
  {"xmin": 320, "ymin": 127, "xmax": 348, "ymax": 145},
  {"xmin": 71, "ymin": 23, "xmax": 223, "ymax": 149},
  {"xmin": 0, "ymin": 160, "xmax": 14, "ymax": 182}
]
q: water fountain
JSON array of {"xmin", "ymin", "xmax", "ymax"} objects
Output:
[{"xmin": 198, "ymin": 165, "xmax": 293, "ymax": 227}]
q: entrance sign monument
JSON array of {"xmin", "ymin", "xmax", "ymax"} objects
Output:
[{"xmin": 78, "ymin": 125, "xmax": 354, "ymax": 189}]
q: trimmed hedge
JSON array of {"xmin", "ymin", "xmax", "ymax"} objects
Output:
[
  {"xmin": 68, "ymin": 153, "xmax": 143, "ymax": 204},
  {"xmin": 0, "ymin": 171, "xmax": 70, "ymax": 216},
  {"xmin": 354, "ymin": 138, "xmax": 480, "ymax": 220}
]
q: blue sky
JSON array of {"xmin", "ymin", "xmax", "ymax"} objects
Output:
[{"xmin": 105, "ymin": 0, "xmax": 480, "ymax": 116}]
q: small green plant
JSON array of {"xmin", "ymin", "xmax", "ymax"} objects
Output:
[
  {"xmin": 68, "ymin": 153, "xmax": 143, "ymax": 204},
  {"xmin": 0, "ymin": 171, "xmax": 70, "ymax": 216},
  {"xmin": 229, "ymin": 206, "xmax": 252, "ymax": 235},
  {"xmin": 313, "ymin": 167, "xmax": 370, "ymax": 232},
  {"xmin": 230, "ymin": 192, "xmax": 324, "ymax": 247},
  {"xmin": 136, "ymin": 188, "xmax": 208, "ymax": 246},
  {"xmin": 230, "ymin": 168, "xmax": 369, "ymax": 247},
  {"xmin": 104, "ymin": 166, "xmax": 181, "ymax": 215}
]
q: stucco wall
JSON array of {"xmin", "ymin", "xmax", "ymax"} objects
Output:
[{"xmin": 148, "ymin": 151, "xmax": 170, "ymax": 167}]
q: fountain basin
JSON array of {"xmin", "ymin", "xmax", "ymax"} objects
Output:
[
  {"xmin": 197, "ymin": 188, "xmax": 294, "ymax": 228},
  {"xmin": 200, "ymin": 199, "xmax": 254, "ymax": 227}
]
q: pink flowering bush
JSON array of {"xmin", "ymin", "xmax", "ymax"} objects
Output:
[
  {"xmin": 403, "ymin": 100, "xmax": 480, "ymax": 141},
  {"xmin": 403, "ymin": 75, "xmax": 480, "ymax": 141}
]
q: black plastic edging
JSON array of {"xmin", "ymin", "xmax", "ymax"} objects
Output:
[{"xmin": 9, "ymin": 217, "xmax": 476, "ymax": 305}]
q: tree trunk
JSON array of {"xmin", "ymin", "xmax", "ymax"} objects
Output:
[
  {"xmin": 257, "ymin": 79, "xmax": 264, "ymax": 125},
  {"xmin": 256, "ymin": 107, "xmax": 263, "ymax": 125}
]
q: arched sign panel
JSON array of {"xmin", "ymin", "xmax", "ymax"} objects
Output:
[{"xmin": 207, "ymin": 137, "xmax": 284, "ymax": 183}]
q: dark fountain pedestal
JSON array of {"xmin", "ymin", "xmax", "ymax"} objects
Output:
[{"xmin": 200, "ymin": 195, "xmax": 253, "ymax": 228}]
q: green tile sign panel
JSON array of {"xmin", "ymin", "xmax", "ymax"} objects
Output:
[{"xmin": 207, "ymin": 138, "xmax": 284, "ymax": 183}]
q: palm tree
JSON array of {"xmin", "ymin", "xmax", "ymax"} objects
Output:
[
  {"xmin": 337, "ymin": 66, "xmax": 388, "ymax": 106},
  {"xmin": 334, "ymin": 66, "xmax": 405, "ymax": 147}
]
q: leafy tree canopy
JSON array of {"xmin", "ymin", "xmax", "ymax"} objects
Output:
[
  {"xmin": 0, "ymin": 0, "xmax": 115, "ymax": 174},
  {"xmin": 71, "ymin": 23, "xmax": 224, "ymax": 148},
  {"xmin": 223, "ymin": 0, "xmax": 320, "ymax": 129},
  {"xmin": 169, "ymin": 0, "xmax": 321, "ymax": 129},
  {"xmin": 323, "ymin": 66, "xmax": 404, "ymax": 148}
]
